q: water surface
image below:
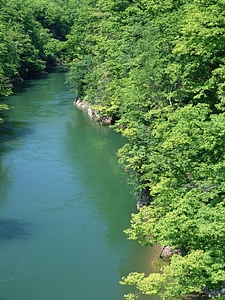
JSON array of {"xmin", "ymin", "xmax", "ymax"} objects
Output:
[{"xmin": 0, "ymin": 70, "xmax": 157, "ymax": 300}]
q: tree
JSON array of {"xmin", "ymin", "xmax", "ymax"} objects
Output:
[
  {"xmin": 0, "ymin": 0, "xmax": 75, "ymax": 98},
  {"xmin": 166, "ymin": 0, "xmax": 225, "ymax": 108},
  {"xmin": 120, "ymin": 104, "xmax": 225, "ymax": 298}
]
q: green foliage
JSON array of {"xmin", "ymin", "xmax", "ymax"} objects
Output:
[
  {"xmin": 0, "ymin": 0, "xmax": 74, "ymax": 98},
  {"xmin": 65, "ymin": 0, "xmax": 149, "ymax": 114},
  {"xmin": 166, "ymin": 1, "xmax": 225, "ymax": 107},
  {"xmin": 30, "ymin": 0, "xmax": 75, "ymax": 41},
  {"xmin": 0, "ymin": 0, "xmax": 76, "ymax": 123},
  {"xmin": 120, "ymin": 104, "xmax": 225, "ymax": 298},
  {"xmin": 120, "ymin": 250, "xmax": 225, "ymax": 299},
  {"xmin": 65, "ymin": 1, "xmax": 225, "ymax": 297}
]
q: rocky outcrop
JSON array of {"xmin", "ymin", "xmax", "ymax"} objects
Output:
[
  {"xmin": 159, "ymin": 246, "xmax": 181, "ymax": 259},
  {"xmin": 201, "ymin": 286, "xmax": 225, "ymax": 298},
  {"xmin": 74, "ymin": 99, "xmax": 113, "ymax": 125},
  {"xmin": 136, "ymin": 187, "xmax": 151, "ymax": 211}
]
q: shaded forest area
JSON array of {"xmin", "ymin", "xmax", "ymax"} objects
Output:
[{"xmin": 1, "ymin": 0, "xmax": 225, "ymax": 299}]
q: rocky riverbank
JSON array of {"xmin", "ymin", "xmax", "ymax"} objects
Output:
[{"xmin": 74, "ymin": 99, "xmax": 113, "ymax": 125}]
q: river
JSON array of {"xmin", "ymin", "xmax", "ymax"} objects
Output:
[{"xmin": 0, "ymin": 70, "xmax": 158, "ymax": 300}]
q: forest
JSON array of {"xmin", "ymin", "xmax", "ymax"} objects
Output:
[{"xmin": 1, "ymin": 0, "xmax": 225, "ymax": 299}]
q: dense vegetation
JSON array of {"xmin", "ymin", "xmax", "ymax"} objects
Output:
[
  {"xmin": 1, "ymin": 0, "xmax": 225, "ymax": 299},
  {"xmin": 0, "ymin": 0, "xmax": 76, "ymax": 121},
  {"xmin": 66, "ymin": 1, "xmax": 225, "ymax": 298}
]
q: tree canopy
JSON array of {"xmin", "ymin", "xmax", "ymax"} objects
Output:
[
  {"xmin": 0, "ymin": 0, "xmax": 74, "ymax": 120},
  {"xmin": 65, "ymin": 0, "xmax": 225, "ymax": 298}
]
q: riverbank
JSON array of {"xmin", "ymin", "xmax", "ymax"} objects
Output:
[{"xmin": 74, "ymin": 99, "xmax": 113, "ymax": 125}]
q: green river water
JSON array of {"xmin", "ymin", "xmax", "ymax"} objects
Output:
[{"xmin": 0, "ymin": 70, "xmax": 159, "ymax": 300}]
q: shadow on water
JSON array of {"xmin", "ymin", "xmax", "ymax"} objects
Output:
[
  {"xmin": 0, "ymin": 120, "xmax": 33, "ymax": 138},
  {"xmin": 11, "ymin": 67, "xmax": 67, "ymax": 94},
  {"xmin": 0, "ymin": 219, "xmax": 32, "ymax": 243},
  {"xmin": 0, "ymin": 121, "xmax": 33, "ymax": 154},
  {"xmin": 10, "ymin": 69, "xmax": 59, "ymax": 94}
]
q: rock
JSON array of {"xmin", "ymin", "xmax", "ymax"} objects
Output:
[
  {"xmin": 159, "ymin": 246, "xmax": 181, "ymax": 259},
  {"xmin": 136, "ymin": 187, "xmax": 151, "ymax": 211},
  {"xmin": 74, "ymin": 99, "xmax": 113, "ymax": 125}
]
